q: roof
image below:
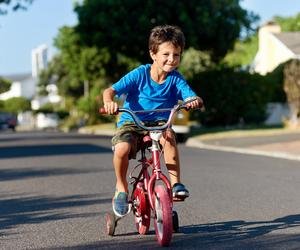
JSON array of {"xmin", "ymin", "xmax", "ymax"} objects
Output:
[
  {"xmin": 274, "ymin": 32, "xmax": 300, "ymax": 55},
  {"xmin": 0, "ymin": 73, "xmax": 32, "ymax": 82}
]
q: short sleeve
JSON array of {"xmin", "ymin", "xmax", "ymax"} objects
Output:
[{"xmin": 111, "ymin": 68, "xmax": 140, "ymax": 97}]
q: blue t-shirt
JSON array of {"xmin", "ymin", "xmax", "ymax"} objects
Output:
[{"xmin": 112, "ymin": 64, "xmax": 197, "ymax": 127}]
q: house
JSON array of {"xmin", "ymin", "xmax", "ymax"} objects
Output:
[
  {"xmin": 0, "ymin": 44, "xmax": 48, "ymax": 101},
  {"xmin": 252, "ymin": 21, "xmax": 300, "ymax": 125},
  {"xmin": 0, "ymin": 73, "xmax": 36, "ymax": 100},
  {"xmin": 0, "ymin": 44, "xmax": 61, "ymax": 128},
  {"xmin": 253, "ymin": 21, "xmax": 300, "ymax": 75}
]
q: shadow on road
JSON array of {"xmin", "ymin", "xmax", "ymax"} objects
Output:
[
  {"xmin": 0, "ymin": 131, "xmax": 111, "ymax": 142},
  {"xmin": 44, "ymin": 215, "xmax": 300, "ymax": 249},
  {"xmin": 0, "ymin": 193, "xmax": 111, "ymax": 237},
  {"xmin": 0, "ymin": 166, "xmax": 113, "ymax": 182},
  {"xmin": 0, "ymin": 144, "xmax": 111, "ymax": 159}
]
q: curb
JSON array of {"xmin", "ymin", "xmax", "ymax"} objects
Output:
[
  {"xmin": 186, "ymin": 138, "xmax": 300, "ymax": 162},
  {"xmin": 78, "ymin": 128, "xmax": 115, "ymax": 136},
  {"xmin": 78, "ymin": 127, "xmax": 300, "ymax": 162}
]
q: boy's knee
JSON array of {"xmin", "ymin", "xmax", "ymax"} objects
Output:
[
  {"xmin": 114, "ymin": 142, "xmax": 131, "ymax": 158},
  {"xmin": 162, "ymin": 130, "xmax": 177, "ymax": 146}
]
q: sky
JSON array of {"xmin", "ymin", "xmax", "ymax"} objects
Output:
[
  {"xmin": 0, "ymin": 0, "xmax": 78, "ymax": 76},
  {"xmin": 0, "ymin": 0, "xmax": 300, "ymax": 76}
]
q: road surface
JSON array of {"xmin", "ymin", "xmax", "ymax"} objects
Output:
[{"xmin": 1, "ymin": 131, "xmax": 300, "ymax": 249}]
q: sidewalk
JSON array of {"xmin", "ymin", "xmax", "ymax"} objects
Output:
[{"xmin": 186, "ymin": 128, "xmax": 300, "ymax": 162}]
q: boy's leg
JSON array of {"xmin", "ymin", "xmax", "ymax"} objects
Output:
[
  {"xmin": 113, "ymin": 142, "xmax": 131, "ymax": 193},
  {"xmin": 111, "ymin": 142, "xmax": 131, "ymax": 216},
  {"xmin": 161, "ymin": 129, "xmax": 189, "ymax": 199},
  {"xmin": 160, "ymin": 129, "xmax": 180, "ymax": 186},
  {"xmin": 111, "ymin": 126, "xmax": 140, "ymax": 216}
]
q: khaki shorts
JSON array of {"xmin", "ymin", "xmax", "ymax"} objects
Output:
[{"xmin": 112, "ymin": 121, "xmax": 174, "ymax": 159}]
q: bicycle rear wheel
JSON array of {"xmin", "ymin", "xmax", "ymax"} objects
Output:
[{"xmin": 153, "ymin": 185, "xmax": 173, "ymax": 246}]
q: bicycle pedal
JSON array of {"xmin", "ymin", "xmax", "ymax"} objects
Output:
[{"xmin": 173, "ymin": 196, "xmax": 186, "ymax": 202}]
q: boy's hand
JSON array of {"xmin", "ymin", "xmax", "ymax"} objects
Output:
[
  {"xmin": 186, "ymin": 96, "xmax": 204, "ymax": 109},
  {"xmin": 104, "ymin": 101, "xmax": 119, "ymax": 115}
]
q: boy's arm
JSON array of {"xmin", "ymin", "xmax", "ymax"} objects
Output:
[{"xmin": 103, "ymin": 87, "xmax": 118, "ymax": 114}]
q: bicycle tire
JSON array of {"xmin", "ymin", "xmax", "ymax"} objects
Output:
[
  {"xmin": 105, "ymin": 211, "xmax": 116, "ymax": 236},
  {"xmin": 172, "ymin": 210, "xmax": 179, "ymax": 233},
  {"xmin": 133, "ymin": 183, "xmax": 151, "ymax": 234},
  {"xmin": 153, "ymin": 185, "xmax": 173, "ymax": 246}
]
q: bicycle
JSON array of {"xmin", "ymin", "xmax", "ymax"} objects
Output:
[{"xmin": 100, "ymin": 98, "xmax": 200, "ymax": 246}]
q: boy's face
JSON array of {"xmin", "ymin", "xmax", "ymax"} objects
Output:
[{"xmin": 150, "ymin": 42, "xmax": 181, "ymax": 73}]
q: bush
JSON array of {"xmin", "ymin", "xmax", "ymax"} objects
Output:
[
  {"xmin": 264, "ymin": 63, "xmax": 286, "ymax": 103},
  {"xmin": 2, "ymin": 97, "xmax": 31, "ymax": 114},
  {"xmin": 187, "ymin": 67, "xmax": 273, "ymax": 126}
]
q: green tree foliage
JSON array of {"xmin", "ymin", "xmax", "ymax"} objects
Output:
[
  {"xmin": 0, "ymin": 0, "xmax": 33, "ymax": 15},
  {"xmin": 274, "ymin": 13, "xmax": 300, "ymax": 31},
  {"xmin": 179, "ymin": 48, "xmax": 214, "ymax": 79},
  {"xmin": 2, "ymin": 97, "xmax": 31, "ymax": 114},
  {"xmin": 0, "ymin": 77, "xmax": 11, "ymax": 93},
  {"xmin": 223, "ymin": 35, "xmax": 258, "ymax": 67},
  {"xmin": 38, "ymin": 53, "xmax": 81, "ymax": 98},
  {"xmin": 40, "ymin": 0, "xmax": 259, "ymax": 127},
  {"xmin": 74, "ymin": 0, "xmax": 258, "ymax": 68},
  {"xmin": 49, "ymin": 26, "xmax": 139, "ymax": 97}
]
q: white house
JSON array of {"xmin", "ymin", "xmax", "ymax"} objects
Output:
[
  {"xmin": 0, "ymin": 44, "xmax": 61, "ymax": 128},
  {"xmin": 0, "ymin": 73, "xmax": 36, "ymax": 100},
  {"xmin": 253, "ymin": 21, "xmax": 300, "ymax": 75},
  {"xmin": 252, "ymin": 21, "xmax": 300, "ymax": 125},
  {"xmin": 0, "ymin": 44, "xmax": 48, "ymax": 101}
]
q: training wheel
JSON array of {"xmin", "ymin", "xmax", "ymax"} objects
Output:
[
  {"xmin": 172, "ymin": 210, "xmax": 179, "ymax": 233},
  {"xmin": 105, "ymin": 212, "xmax": 116, "ymax": 236}
]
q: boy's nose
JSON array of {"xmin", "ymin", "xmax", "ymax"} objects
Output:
[{"xmin": 168, "ymin": 55, "xmax": 175, "ymax": 62}]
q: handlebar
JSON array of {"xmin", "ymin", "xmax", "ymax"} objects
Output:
[{"xmin": 99, "ymin": 98, "xmax": 204, "ymax": 131}]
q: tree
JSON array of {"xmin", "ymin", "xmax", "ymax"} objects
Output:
[
  {"xmin": 274, "ymin": 13, "xmax": 300, "ymax": 31},
  {"xmin": 0, "ymin": 77, "xmax": 11, "ymax": 93},
  {"xmin": 2, "ymin": 97, "xmax": 31, "ymax": 114},
  {"xmin": 41, "ymin": 0, "xmax": 259, "ymax": 126},
  {"xmin": 222, "ymin": 35, "xmax": 258, "ymax": 67},
  {"xmin": 283, "ymin": 59, "xmax": 300, "ymax": 127},
  {"xmin": 0, "ymin": 0, "xmax": 33, "ymax": 15},
  {"xmin": 74, "ymin": 0, "xmax": 258, "ymax": 75}
]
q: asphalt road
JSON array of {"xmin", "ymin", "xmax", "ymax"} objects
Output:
[{"xmin": 1, "ymin": 131, "xmax": 300, "ymax": 249}]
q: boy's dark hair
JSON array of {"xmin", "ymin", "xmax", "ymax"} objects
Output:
[{"xmin": 149, "ymin": 25, "xmax": 185, "ymax": 54}]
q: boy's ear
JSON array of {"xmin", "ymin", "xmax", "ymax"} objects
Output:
[{"xmin": 149, "ymin": 50, "xmax": 155, "ymax": 60}]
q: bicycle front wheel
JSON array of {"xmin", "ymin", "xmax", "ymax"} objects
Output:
[{"xmin": 153, "ymin": 185, "xmax": 173, "ymax": 246}]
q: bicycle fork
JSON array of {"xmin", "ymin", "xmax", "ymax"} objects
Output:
[{"xmin": 147, "ymin": 131, "xmax": 172, "ymax": 210}]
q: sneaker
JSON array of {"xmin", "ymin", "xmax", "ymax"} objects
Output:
[
  {"xmin": 172, "ymin": 183, "xmax": 189, "ymax": 199},
  {"xmin": 112, "ymin": 192, "xmax": 129, "ymax": 217}
]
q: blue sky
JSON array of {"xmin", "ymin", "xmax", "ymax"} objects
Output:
[
  {"xmin": 0, "ymin": 0, "xmax": 300, "ymax": 76},
  {"xmin": 0, "ymin": 0, "xmax": 78, "ymax": 75},
  {"xmin": 240, "ymin": 0, "xmax": 300, "ymax": 24}
]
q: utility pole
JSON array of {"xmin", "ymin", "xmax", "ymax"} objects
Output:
[{"xmin": 84, "ymin": 80, "xmax": 89, "ymax": 98}]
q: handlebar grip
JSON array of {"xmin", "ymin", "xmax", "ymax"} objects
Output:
[{"xmin": 99, "ymin": 107, "xmax": 107, "ymax": 114}]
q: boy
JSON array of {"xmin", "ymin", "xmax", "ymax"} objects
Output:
[{"xmin": 103, "ymin": 25, "xmax": 203, "ymax": 217}]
